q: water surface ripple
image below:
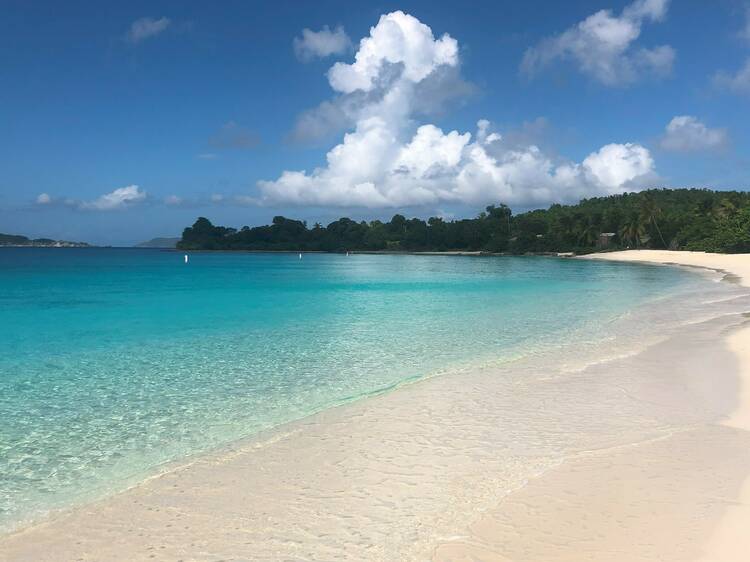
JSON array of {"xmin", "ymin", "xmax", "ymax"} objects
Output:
[{"xmin": 0, "ymin": 248, "xmax": 716, "ymax": 530}]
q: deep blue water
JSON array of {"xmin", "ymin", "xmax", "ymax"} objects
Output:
[{"xmin": 0, "ymin": 248, "xmax": 702, "ymax": 529}]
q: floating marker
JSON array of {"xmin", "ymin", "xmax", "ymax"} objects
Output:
[
  {"xmin": 184, "ymin": 254, "xmax": 189, "ymax": 264},
  {"xmin": 299, "ymin": 253, "xmax": 302, "ymax": 259}
]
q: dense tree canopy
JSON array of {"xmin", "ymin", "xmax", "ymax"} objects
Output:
[{"xmin": 177, "ymin": 189, "xmax": 750, "ymax": 254}]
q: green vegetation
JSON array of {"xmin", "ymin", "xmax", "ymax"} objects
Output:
[
  {"xmin": 178, "ymin": 189, "xmax": 750, "ymax": 254},
  {"xmin": 0, "ymin": 233, "xmax": 89, "ymax": 247},
  {"xmin": 135, "ymin": 237, "xmax": 181, "ymax": 249}
]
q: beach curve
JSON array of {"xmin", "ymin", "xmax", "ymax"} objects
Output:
[
  {"xmin": 1, "ymin": 251, "xmax": 750, "ymax": 561},
  {"xmin": 586, "ymin": 250, "xmax": 750, "ymax": 562}
]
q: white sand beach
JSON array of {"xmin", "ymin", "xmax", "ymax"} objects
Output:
[
  {"xmin": 582, "ymin": 251, "xmax": 750, "ymax": 562},
  {"xmin": 2, "ymin": 250, "xmax": 750, "ymax": 561}
]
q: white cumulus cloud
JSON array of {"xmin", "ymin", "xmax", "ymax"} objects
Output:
[
  {"xmin": 259, "ymin": 11, "xmax": 656, "ymax": 209},
  {"xmin": 660, "ymin": 116, "xmax": 728, "ymax": 152},
  {"xmin": 582, "ymin": 142, "xmax": 654, "ymax": 188},
  {"xmin": 294, "ymin": 25, "xmax": 352, "ymax": 61},
  {"xmin": 288, "ymin": 12, "xmax": 472, "ymax": 144},
  {"xmin": 126, "ymin": 17, "xmax": 171, "ymax": 44},
  {"xmin": 327, "ymin": 12, "xmax": 458, "ymax": 94},
  {"xmin": 80, "ymin": 185, "xmax": 147, "ymax": 211},
  {"xmin": 261, "ymin": 119, "xmax": 655, "ymax": 208},
  {"xmin": 521, "ymin": 0, "xmax": 674, "ymax": 86}
]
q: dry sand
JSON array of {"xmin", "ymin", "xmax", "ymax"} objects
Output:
[
  {"xmin": 583, "ymin": 250, "xmax": 750, "ymax": 562},
  {"xmin": 1, "ymin": 250, "xmax": 750, "ymax": 561}
]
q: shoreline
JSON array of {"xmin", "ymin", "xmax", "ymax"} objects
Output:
[
  {"xmin": 583, "ymin": 250, "xmax": 750, "ymax": 562},
  {"xmin": 1, "ymin": 251, "xmax": 750, "ymax": 560}
]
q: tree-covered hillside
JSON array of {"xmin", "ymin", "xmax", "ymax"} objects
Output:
[
  {"xmin": 0, "ymin": 233, "xmax": 90, "ymax": 247},
  {"xmin": 178, "ymin": 189, "xmax": 750, "ymax": 254}
]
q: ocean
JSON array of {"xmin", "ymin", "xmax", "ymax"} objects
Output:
[{"xmin": 0, "ymin": 248, "xmax": 715, "ymax": 531}]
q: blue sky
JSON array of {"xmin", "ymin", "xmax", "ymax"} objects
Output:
[{"xmin": 1, "ymin": 0, "xmax": 749, "ymax": 245}]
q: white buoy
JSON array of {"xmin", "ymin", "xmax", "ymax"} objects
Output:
[
  {"xmin": 184, "ymin": 254, "xmax": 189, "ymax": 264},
  {"xmin": 346, "ymin": 251, "xmax": 349, "ymax": 257},
  {"xmin": 299, "ymin": 253, "xmax": 302, "ymax": 259}
]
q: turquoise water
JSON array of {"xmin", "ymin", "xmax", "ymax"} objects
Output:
[{"xmin": 0, "ymin": 249, "xmax": 703, "ymax": 530}]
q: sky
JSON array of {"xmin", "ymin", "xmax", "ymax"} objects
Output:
[{"xmin": 1, "ymin": 0, "xmax": 749, "ymax": 245}]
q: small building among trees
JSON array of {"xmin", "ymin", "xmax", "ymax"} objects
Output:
[{"xmin": 597, "ymin": 232, "xmax": 616, "ymax": 249}]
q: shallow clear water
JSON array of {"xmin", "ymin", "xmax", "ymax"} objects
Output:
[{"xmin": 0, "ymin": 248, "xmax": 708, "ymax": 530}]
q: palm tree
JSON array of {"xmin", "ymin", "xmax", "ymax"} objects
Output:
[
  {"xmin": 639, "ymin": 194, "xmax": 667, "ymax": 248},
  {"xmin": 693, "ymin": 199, "xmax": 714, "ymax": 218},
  {"xmin": 556, "ymin": 214, "xmax": 576, "ymax": 245},
  {"xmin": 619, "ymin": 212, "xmax": 646, "ymax": 248},
  {"xmin": 577, "ymin": 220, "xmax": 599, "ymax": 247}
]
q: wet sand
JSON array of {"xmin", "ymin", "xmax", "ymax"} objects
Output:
[{"xmin": 2, "ymin": 251, "xmax": 750, "ymax": 561}]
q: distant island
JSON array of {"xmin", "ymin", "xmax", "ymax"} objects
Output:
[
  {"xmin": 135, "ymin": 237, "xmax": 180, "ymax": 249},
  {"xmin": 0, "ymin": 233, "xmax": 90, "ymax": 248},
  {"xmin": 177, "ymin": 188, "xmax": 750, "ymax": 254}
]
